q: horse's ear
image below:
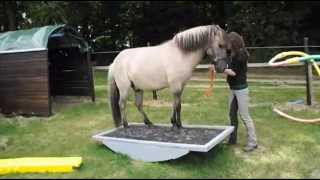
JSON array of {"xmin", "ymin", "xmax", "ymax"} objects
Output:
[
  {"xmin": 225, "ymin": 24, "xmax": 230, "ymax": 33},
  {"xmin": 215, "ymin": 25, "xmax": 222, "ymax": 33}
]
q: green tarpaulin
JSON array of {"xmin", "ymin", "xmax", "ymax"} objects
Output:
[{"xmin": 0, "ymin": 25, "xmax": 89, "ymax": 53}]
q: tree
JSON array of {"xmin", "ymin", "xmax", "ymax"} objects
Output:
[
  {"xmin": 15, "ymin": 1, "xmax": 67, "ymax": 29},
  {"xmin": 0, "ymin": 0, "xmax": 318, "ymax": 54},
  {"xmin": 227, "ymin": 1, "xmax": 311, "ymax": 46},
  {"xmin": 4, "ymin": 1, "xmax": 17, "ymax": 30},
  {"xmin": 118, "ymin": 1, "xmax": 223, "ymax": 47}
]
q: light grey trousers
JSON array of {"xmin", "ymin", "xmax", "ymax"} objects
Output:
[{"xmin": 228, "ymin": 88, "xmax": 258, "ymax": 146}]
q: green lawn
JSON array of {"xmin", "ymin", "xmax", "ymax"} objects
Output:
[{"xmin": 1, "ymin": 70, "xmax": 320, "ymax": 178}]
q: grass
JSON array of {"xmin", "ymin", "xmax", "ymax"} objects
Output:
[{"xmin": 0, "ymin": 70, "xmax": 320, "ymax": 178}]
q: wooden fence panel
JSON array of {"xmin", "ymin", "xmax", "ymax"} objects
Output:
[{"xmin": 0, "ymin": 50, "xmax": 51, "ymax": 116}]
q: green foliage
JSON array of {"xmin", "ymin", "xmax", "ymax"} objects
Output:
[
  {"xmin": 19, "ymin": 1, "xmax": 67, "ymax": 28},
  {"xmin": 0, "ymin": 1, "xmax": 318, "ymax": 51},
  {"xmin": 227, "ymin": 1, "xmax": 311, "ymax": 46}
]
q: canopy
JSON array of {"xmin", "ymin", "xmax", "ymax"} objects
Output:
[{"xmin": 0, "ymin": 25, "xmax": 89, "ymax": 54}]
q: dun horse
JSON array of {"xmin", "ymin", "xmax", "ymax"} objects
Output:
[{"xmin": 108, "ymin": 25, "xmax": 231, "ymax": 129}]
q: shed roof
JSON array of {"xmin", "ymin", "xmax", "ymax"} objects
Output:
[{"xmin": 0, "ymin": 25, "xmax": 89, "ymax": 54}]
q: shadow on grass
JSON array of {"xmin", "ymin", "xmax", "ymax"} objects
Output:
[{"xmin": 164, "ymin": 143, "xmax": 233, "ymax": 164}]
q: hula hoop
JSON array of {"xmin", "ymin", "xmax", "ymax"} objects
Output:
[
  {"xmin": 268, "ymin": 51, "xmax": 320, "ymax": 76},
  {"xmin": 312, "ymin": 61, "xmax": 320, "ymax": 76},
  {"xmin": 269, "ymin": 51, "xmax": 320, "ymax": 123},
  {"xmin": 268, "ymin": 51, "xmax": 309, "ymax": 66},
  {"xmin": 286, "ymin": 55, "xmax": 320, "ymax": 76},
  {"xmin": 273, "ymin": 107, "xmax": 320, "ymax": 124}
]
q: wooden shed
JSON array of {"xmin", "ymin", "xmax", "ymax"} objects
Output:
[{"xmin": 0, "ymin": 25, "xmax": 95, "ymax": 116}]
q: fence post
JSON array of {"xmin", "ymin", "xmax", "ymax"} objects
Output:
[
  {"xmin": 147, "ymin": 42, "xmax": 158, "ymax": 100},
  {"xmin": 304, "ymin": 37, "xmax": 314, "ymax": 106}
]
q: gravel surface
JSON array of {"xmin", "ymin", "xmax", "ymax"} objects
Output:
[{"xmin": 104, "ymin": 124, "xmax": 224, "ymax": 145}]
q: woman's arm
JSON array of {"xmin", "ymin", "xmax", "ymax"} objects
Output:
[
  {"xmin": 211, "ymin": 64, "xmax": 236, "ymax": 76},
  {"xmin": 224, "ymin": 69, "xmax": 236, "ymax": 76}
]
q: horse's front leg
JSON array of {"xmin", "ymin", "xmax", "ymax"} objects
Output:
[
  {"xmin": 171, "ymin": 91, "xmax": 183, "ymax": 129},
  {"xmin": 175, "ymin": 91, "xmax": 182, "ymax": 128}
]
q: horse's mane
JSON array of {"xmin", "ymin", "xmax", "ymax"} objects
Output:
[{"xmin": 173, "ymin": 25, "xmax": 222, "ymax": 51}]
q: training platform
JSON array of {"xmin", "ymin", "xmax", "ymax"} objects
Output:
[{"xmin": 92, "ymin": 123, "xmax": 234, "ymax": 162}]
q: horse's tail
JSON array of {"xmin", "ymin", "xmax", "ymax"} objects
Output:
[{"xmin": 108, "ymin": 64, "xmax": 121, "ymax": 127}]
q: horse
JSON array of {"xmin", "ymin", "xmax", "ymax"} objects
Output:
[{"xmin": 108, "ymin": 24, "xmax": 231, "ymax": 129}]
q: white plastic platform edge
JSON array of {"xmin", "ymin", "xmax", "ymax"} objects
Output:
[{"xmin": 92, "ymin": 123, "xmax": 234, "ymax": 162}]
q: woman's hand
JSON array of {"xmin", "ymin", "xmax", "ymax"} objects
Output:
[{"xmin": 224, "ymin": 69, "xmax": 236, "ymax": 76}]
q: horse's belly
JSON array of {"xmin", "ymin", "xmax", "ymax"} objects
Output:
[{"xmin": 131, "ymin": 73, "xmax": 168, "ymax": 90}]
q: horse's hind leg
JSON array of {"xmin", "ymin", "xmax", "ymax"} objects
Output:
[
  {"xmin": 134, "ymin": 90, "xmax": 153, "ymax": 127},
  {"xmin": 119, "ymin": 96, "xmax": 128, "ymax": 128},
  {"xmin": 118, "ymin": 83, "xmax": 130, "ymax": 128}
]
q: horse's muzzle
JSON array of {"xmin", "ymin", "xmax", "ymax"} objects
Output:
[{"xmin": 213, "ymin": 58, "xmax": 229, "ymax": 73}]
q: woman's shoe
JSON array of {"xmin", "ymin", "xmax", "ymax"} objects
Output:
[{"xmin": 243, "ymin": 144, "xmax": 258, "ymax": 152}]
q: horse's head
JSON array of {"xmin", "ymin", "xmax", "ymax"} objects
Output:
[{"xmin": 206, "ymin": 25, "xmax": 232, "ymax": 73}]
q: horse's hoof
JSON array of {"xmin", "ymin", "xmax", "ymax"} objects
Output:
[
  {"xmin": 145, "ymin": 123, "xmax": 154, "ymax": 128},
  {"xmin": 170, "ymin": 117, "xmax": 175, "ymax": 125},
  {"xmin": 176, "ymin": 123, "xmax": 183, "ymax": 129},
  {"xmin": 171, "ymin": 125, "xmax": 180, "ymax": 131},
  {"xmin": 144, "ymin": 120, "xmax": 153, "ymax": 127},
  {"xmin": 123, "ymin": 122, "xmax": 129, "ymax": 128}
]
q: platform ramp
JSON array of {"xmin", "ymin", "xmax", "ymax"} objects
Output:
[{"xmin": 93, "ymin": 123, "xmax": 234, "ymax": 162}]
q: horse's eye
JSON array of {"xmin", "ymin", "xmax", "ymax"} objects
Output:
[{"xmin": 219, "ymin": 44, "xmax": 223, "ymax": 48}]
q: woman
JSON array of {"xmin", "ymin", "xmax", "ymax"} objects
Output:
[{"xmin": 219, "ymin": 32, "xmax": 258, "ymax": 152}]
